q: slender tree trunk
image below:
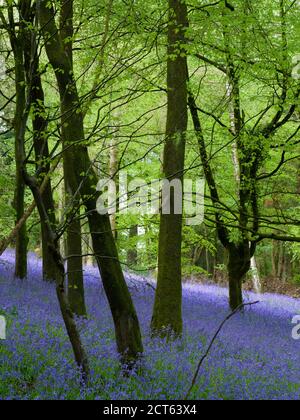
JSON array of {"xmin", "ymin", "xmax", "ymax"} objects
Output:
[
  {"xmin": 226, "ymin": 81, "xmax": 262, "ymax": 295},
  {"xmin": 127, "ymin": 225, "xmax": 138, "ymax": 267},
  {"xmin": 84, "ymin": 233, "xmax": 95, "ymax": 266},
  {"xmin": 24, "ymin": 27, "xmax": 57, "ymax": 282},
  {"xmin": 38, "ymin": 0, "xmax": 143, "ymax": 363},
  {"xmin": 13, "ymin": 45, "xmax": 28, "ymax": 279},
  {"xmin": 151, "ymin": 0, "xmax": 188, "ymax": 337},
  {"xmin": 109, "ymin": 135, "xmax": 118, "ymax": 240},
  {"xmin": 14, "ymin": 170, "xmax": 28, "ymax": 279},
  {"xmin": 25, "ymin": 174, "xmax": 90, "ymax": 383},
  {"xmin": 58, "ymin": 169, "xmax": 66, "ymax": 258},
  {"xmin": 251, "ymin": 256, "xmax": 262, "ymax": 294},
  {"xmin": 6, "ymin": 2, "xmax": 90, "ymax": 382},
  {"xmin": 272, "ymin": 240, "xmax": 278, "ymax": 279}
]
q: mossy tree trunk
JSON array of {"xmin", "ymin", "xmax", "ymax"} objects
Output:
[
  {"xmin": 151, "ymin": 0, "xmax": 188, "ymax": 337},
  {"xmin": 11, "ymin": 28, "xmax": 28, "ymax": 280},
  {"xmin": 24, "ymin": 174, "xmax": 90, "ymax": 383},
  {"xmin": 38, "ymin": 0, "xmax": 143, "ymax": 363},
  {"xmin": 60, "ymin": 0, "xmax": 86, "ymax": 317}
]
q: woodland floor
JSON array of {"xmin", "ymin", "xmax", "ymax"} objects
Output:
[{"xmin": 0, "ymin": 250, "xmax": 300, "ymax": 400}]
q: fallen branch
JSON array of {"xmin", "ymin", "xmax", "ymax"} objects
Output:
[{"xmin": 184, "ymin": 301, "xmax": 259, "ymax": 399}]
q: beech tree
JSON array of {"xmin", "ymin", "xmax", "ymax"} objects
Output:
[
  {"xmin": 59, "ymin": 0, "xmax": 86, "ymax": 316},
  {"xmin": 151, "ymin": 0, "xmax": 188, "ymax": 336},
  {"xmin": 188, "ymin": 0, "xmax": 300, "ymax": 309}
]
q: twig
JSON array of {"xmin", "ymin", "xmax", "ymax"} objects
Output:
[{"xmin": 184, "ymin": 301, "xmax": 259, "ymax": 399}]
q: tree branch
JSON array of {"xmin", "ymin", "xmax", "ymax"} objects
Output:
[{"xmin": 184, "ymin": 301, "xmax": 259, "ymax": 399}]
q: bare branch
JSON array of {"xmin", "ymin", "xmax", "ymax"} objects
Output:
[{"xmin": 184, "ymin": 301, "xmax": 259, "ymax": 399}]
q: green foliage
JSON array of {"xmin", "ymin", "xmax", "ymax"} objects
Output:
[{"xmin": 0, "ymin": 0, "xmax": 299, "ymax": 284}]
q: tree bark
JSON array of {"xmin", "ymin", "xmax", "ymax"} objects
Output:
[{"xmin": 151, "ymin": 0, "xmax": 188, "ymax": 337}]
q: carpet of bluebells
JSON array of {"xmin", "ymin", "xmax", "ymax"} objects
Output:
[{"xmin": 0, "ymin": 249, "xmax": 300, "ymax": 400}]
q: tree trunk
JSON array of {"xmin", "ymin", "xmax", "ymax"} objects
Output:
[
  {"xmin": 25, "ymin": 174, "xmax": 90, "ymax": 383},
  {"xmin": 84, "ymin": 233, "xmax": 95, "ymax": 266},
  {"xmin": 151, "ymin": 0, "xmax": 188, "ymax": 337},
  {"xmin": 86, "ymin": 206, "xmax": 143, "ymax": 363},
  {"xmin": 250, "ymin": 256, "xmax": 262, "ymax": 294},
  {"xmin": 226, "ymin": 81, "xmax": 261, "ymax": 295},
  {"xmin": 38, "ymin": 0, "xmax": 143, "ymax": 364},
  {"xmin": 59, "ymin": 0, "xmax": 86, "ymax": 317},
  {"xmin": 228, "ymin": 272, "xmax": 243, "ymax": 311},
  {"xmin": 66, "ymin": 214, "xmax": 86, "ymax": 317},
  {"xmin": 63, "ymin": 160, "xmax": 86, "ymax": 316},
  {"xmin": 7, "ymin": 2, "xmax": 89, "ymax": 382},
  {"xmin": 13, "ymin": 45, "xmax": 28, "ymax": 279},
  {"xmin": 272, "ymin": 240, "xmax": 278, "ymax": 279},
  {"xmin": 227, "ymin": 244, "xmax": 251, "ymax": 310},
  {"xmin": 25, "ymin": 29, "xmax": 57, "ymax": 282},
  {"xmin": 109, "ymin": 129, "xmax": 119, "ymax": 240},
  {"xmin": 58, "ymin": 168, "xmax": 66, "ymax": 258},
  {"xmin": 14, "ymin": 173, "xmax": 28, "ymax": 279},
  {"xmin": 127, "ymin": 225, "xmax": 138, "ymax": 267}
]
